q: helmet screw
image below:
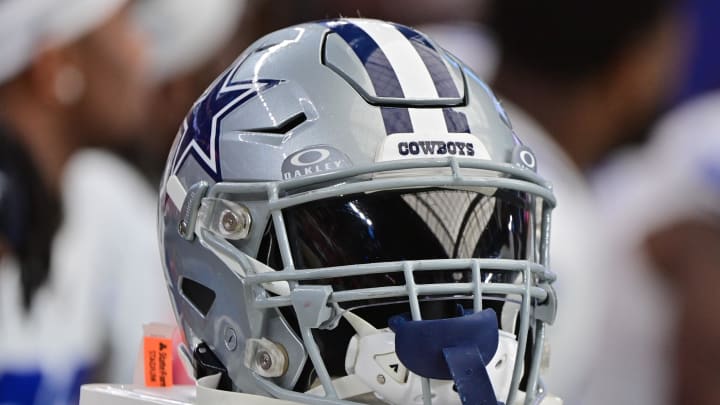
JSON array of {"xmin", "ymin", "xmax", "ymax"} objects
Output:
[
  {"xmin": 257, "ymin": 350, "xmax": 273, "ymax": 371},
  {"xmin": 221, "ymin": 210, "xmax": 240, "ymax": 233},
  {"xmin": 217, "ymin": 205, "xmax": 252, "ymax": 239},
  {"xmin": 224, "ymin": 327, "xmax": 237, "ymax": 351},
  {"xmin": 178, "ymin": 220, "xmax": 189, "ymax": 236},
  {"xmin": 376, "ymin": 374, "xmax": 386, "ymax": 385}
]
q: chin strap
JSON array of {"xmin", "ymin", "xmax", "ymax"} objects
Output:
[
  {"xmin": 389, "ymin": 308, "xmax": 502, "ymax": 405},
  {"xmin": 443, "ymin": 345, "xmax": 502, "ymax": 405}
]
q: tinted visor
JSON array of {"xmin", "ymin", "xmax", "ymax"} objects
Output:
[
  {"xmin": 259, "ymin": 188, "xmax": 533, "ymax": 288},
  {"xmin": 258, "ymin": 188, "xmax": 535, "ymax": 383}
]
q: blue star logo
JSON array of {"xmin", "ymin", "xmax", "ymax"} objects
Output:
[{"xmin": 170, "ymin": 62, "xmax": 282, "ymax": 180}]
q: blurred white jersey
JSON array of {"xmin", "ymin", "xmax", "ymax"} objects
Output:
[
  {"xmin": 0, "ymin": 150, "xmax": 173, "ymax": 404},
  {"xmin": 500, "ymin": 102, "xmax": 613, "ymax": 403},
  {"xmin": 586, "ymin": 91, "xmax": 720, "ymax": 405},
  {"xmin": 594, "ymin": 91, "xmax": 720, "ymax": 233}
]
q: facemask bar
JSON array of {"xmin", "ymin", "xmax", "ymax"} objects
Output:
[{"xmin": 198, "ymin": 156, "xmax": 556, "ymax": 405}]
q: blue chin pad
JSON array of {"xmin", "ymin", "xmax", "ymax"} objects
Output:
[
  {"xmin": 388, "ymin": 307, "xmax": 499, "ymax": 379},
  {"xmin": 389, "ymin": 307, "xmax": 502, "ymax": 405}
]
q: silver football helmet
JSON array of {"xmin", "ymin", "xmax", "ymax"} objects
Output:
[{"xmin": 159, "ymin": 18, "xmax": 557, "ymax": 405}]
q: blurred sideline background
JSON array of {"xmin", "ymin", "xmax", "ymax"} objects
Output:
[{"xmin": 0, "ymin": 1, "xmax": 719, "ymax": 404}]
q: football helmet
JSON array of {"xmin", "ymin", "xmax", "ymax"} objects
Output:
[{"xmin": 159, "ymin": 18, "xmax": 557, "ymax": 405}]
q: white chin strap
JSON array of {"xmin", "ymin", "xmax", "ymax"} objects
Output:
[{"xmin": 306, "ymin": 311, "xmax": 518, "ymax": 404}]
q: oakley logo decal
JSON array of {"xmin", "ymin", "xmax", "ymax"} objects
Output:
[{"xmin": 282, "ymin": 146, "xmax": 353, "ymax": 180}]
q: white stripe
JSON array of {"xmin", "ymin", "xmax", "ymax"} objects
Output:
[
  {"xmin": 351, "ymin": 19, "xmax": 447, "ymax": 134},
  {"xmin": 166, "ymin": 174, "xmax": 187, "ymax": 209}
]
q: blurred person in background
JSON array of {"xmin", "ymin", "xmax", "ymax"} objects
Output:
[
  {"xmin": 124, "ymin": 0, "xmax": 250, "ymax": 186},
  {"xmin": 0, "ymin": 1, "xmax": 165, "ymax": 403},
  {"xmin": 77, "ymin": 0, "xmax": 251, "ymax": 382},
  {"xmin": 593, "ymin": 91, "xmax": 720, "ymax": 405},
  {"xmin": 603, "ymin": 2, "xmax": 720, "ymax": 402},
  {"xmin": 70, "ymin": 0, "xmax": 249, "ymax": 384},
  {"xmin": 485, "ymin": 0, "xmax": 688, "ymax": 404}
]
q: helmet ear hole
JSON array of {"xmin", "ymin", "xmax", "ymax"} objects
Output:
[{"xmin": 180, "ymin": 277, "xmax": 216, "ymax": 316}]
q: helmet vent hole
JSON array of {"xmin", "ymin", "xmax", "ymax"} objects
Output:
[
  {"xmin": 180, "ymin": 277, "xmax": 216, "ymax": 316},
  {"xmin": 250, "ymin": 112, "xmax": 307, "ymax": 134}
]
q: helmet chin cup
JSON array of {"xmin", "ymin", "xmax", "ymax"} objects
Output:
[{"xmin": 308, "ymin": 310, "xmax": 519, "ymax": 404}]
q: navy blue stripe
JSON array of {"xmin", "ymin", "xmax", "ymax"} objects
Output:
[
  {"xmin": 394, "ymin": 24, "xmax": 460, "ymax": 98},
  {"xmin": 393, "ymin": 23, "xmax": 436, "ymax": 49},
  {"xmin": 443, "ymin": 109, "xmax": 470, "ymax": 133},
  {"xmin": 326, "ymin": 22, "xmax": 404, "ymax": 98},
  {"xmin": 382, "ymin": 107, "xmax": 414, "ymax": 134}
]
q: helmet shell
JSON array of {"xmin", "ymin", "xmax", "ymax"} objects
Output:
[{"xmin": 158, "ymin": 18, "xmax": 549, "ymax": 401}]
